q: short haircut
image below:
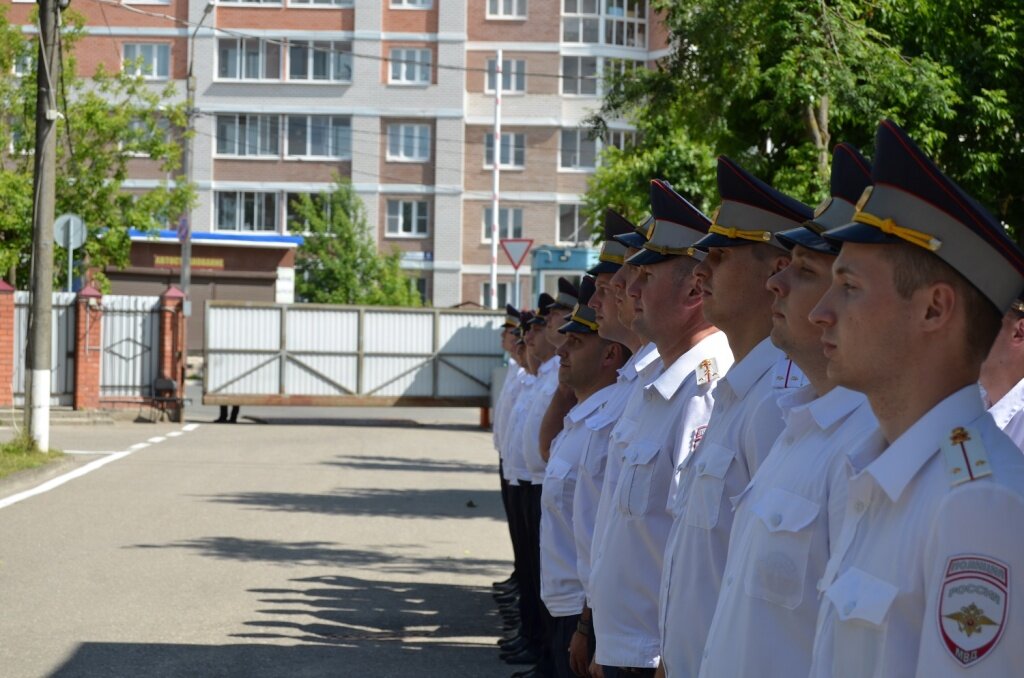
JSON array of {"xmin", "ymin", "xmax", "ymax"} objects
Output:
[
  {"xmin": 881, "ymin": 243, "xmax": 1001, "ymax": 363},
  {"xmin": 750, "ymin": 242, "xmax": 792, "ymax": 263}
]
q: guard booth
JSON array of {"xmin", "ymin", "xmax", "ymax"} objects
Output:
[{"xmin": 530, "ymin": 245, "xmax": 599, "ymax": 299}]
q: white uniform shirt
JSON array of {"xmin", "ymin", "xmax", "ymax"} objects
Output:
[
  {"xmin": 541, "ymin": 384, "xmax": 617, "ymax": 618},
  {"xmin": 590, "ymin": 331, "xmax": 733, "ymax": 669},
  {"xmin": 576, "ymin": 344, "xmax": 659, "ymax": 606},
  {"xmin": 589, "ymin": 343, "xmax": 661, "ymax": 578},
  {"xmin": 494, "ymin": 358, "xmax": 521, "ymax": 455},
  {"xmin": 523, "ymin": 355, "xmax": 561, "ymax": 483},
  {"xmin": 809, "ymin": 385, "xmax": 1024, "ymax": 677},
  {"xmin": 504, "ymin": 369, "xmax": 537, "ymax": 484},
  {"xmin": 697, "ymin": 386, "xmax": 877, "ymax": 678},
  {"xmin": 989, "ymin": 376, "xmax": 1024, "ymax": 450},
  {"xmin": 659, "ymin": 337, "xmax": 795, "ymax": 677}
]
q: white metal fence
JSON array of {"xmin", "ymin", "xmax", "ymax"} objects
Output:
[
  {"xmin": 99, "ymin": 296, "xmax": 161, "ymax": 399},
  {"xmin": 204, "ymin": 302, "xmax": 505, "ymax": 406},
  {"xmin": 13, "ymin": 292, "xmax": 77, "ymax": 406}
]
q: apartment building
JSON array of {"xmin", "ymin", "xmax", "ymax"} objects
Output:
[{"xmin": 5, "ymin": 0, "xmax": 668, "ymax": 347}]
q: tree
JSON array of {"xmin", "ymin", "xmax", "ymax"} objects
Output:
[
  {"xmin": 0, "ymin": 8, "xmax": 192, "ymax": 288},
  {"xmin": 291, "ymin": 179, "xmax": 422, "ymax": 307},
  {"xmin": 585, "ymin": 0, "xmax": 959, "ymax": 225}
]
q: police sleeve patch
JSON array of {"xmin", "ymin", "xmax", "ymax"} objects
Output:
[{"xmin": 938, "ymin": 555, "xmax": 1008, "ymax": 667}]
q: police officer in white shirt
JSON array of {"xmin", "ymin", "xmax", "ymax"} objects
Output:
[
  {"xmin": 495, "ymin": 304, "xmax": 525, "ymax": 593},
  {"xmin": 808, "ymin": 119, "xmax": 1024, "ymax": 676},
  {"xmin": 542, "ymin": 277, "xmax": 629, "ymax": 678},
  {"xmin": 657, "ymin": 157, "xmax": 812, "ymax": 678},
  {"xmin": 696, "ymin": 144, "xmax": 879, "ymax": 678},
  {"xmin": 590, "ymin": 180, "xmax": 734, "ymax": 678},
  {"xmin": 980, "ymin": 298, "xmax": 1024, "ymax": 449}
]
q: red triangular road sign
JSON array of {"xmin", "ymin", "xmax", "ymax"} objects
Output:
[{"xmin": 500, "ymin": 238, "xmax": 533, "ymax": 270}]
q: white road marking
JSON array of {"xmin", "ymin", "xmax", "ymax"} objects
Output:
[
  {"xmin": 0, "ymin": 452, "xmax": 131, "ymax": 510},
  {"xmin": 63, "ymin": 450, "xmax": 120, "ymax": 456},
  {"xmin": 0, "ymin": 423, "xmax": 202, "ymax": 511}
]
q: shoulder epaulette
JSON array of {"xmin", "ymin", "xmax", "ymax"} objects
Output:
[{"xmin": 942, "ymin": 426, "xmax": 992, "ymax": 487}]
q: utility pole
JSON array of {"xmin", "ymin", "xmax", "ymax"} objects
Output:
[
  {"xmin": 180, "ymin": 2, "xmax": 214, "ymax": 320},
  {"xmin": 488, "ymin": 49, "xmax": 502, "ymax": 310},
  {"xmin": 25, "ymin": 0, "xmax": 62, "ymax": 450}
]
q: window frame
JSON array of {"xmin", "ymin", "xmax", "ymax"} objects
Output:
[
  {"xmin": 287, "ymin": 40, "xmax": 353, "ymax": 83},
  {"xmin": 484, "ymin": 132, "xmax": 526, "ymax": 170},
  {"xmin": 122, "ymin": 42, "xmax": 171, "ymax": 80},
  {"xmin": 390, "ymin": 0, "xmax": 432, "ymax": 8},
  {"xmin": 557, "ymin": 203, "xmax": 592, "ymax": 245},
  {"xmin": 559, "ymin": 127, "xmax": 597, "ymax": 171},
  {"xmin": 284, "ymin": 115, "xmax": 352, "ymax": 159},
  {"xmin": 215, "ymin": 114, "xmax": 281, "ymax": 158},
  {"xmin": 486, "ymin": 0, "xmax": 527, "ymax": 20},
  {"xmin": 216, "ymin": 38, "xmax": 282, "ymax": 81},
  {"xmin": 481, "ymin": 281, "xmax": 511, "ymax": 308},
  {"xmin": 561, "ymin": 55, "xmax": 598, "ymax": 96},
  {"xmin": 386, "ymin": 123, "xmax": 431, "ymax": 163},
  {"xmin": 388, "ymin": 47, "xmax": 432, "ymax": 85},
  {"xmin": 214, "ymin": 191, "xmax": 280, "ymax": 233},
  {"xmin": 482, "ymin": 206, "xmax": 524, "ymax": 243},
  {"xmin": 386, "ymin": 199, "xmax": 431, "ymax": 238},
  {"xmin": 485, "ymin": 57, "xmax": 527, "ymax": 94}
]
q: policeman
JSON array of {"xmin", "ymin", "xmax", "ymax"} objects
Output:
[
  {"xmin": 494, "ymin": 304, "xmax": 525, "ymax": 594},
  {"xmin": 590, "ymin": 180, "xmax": 734, "ymax": 677},
  {"xmin": 540, "ymin": 279, "xmax": 582, "ymax": 462},
  {"xmin": 658, "ymin": 157, "xmax": 811, "ymax": 677},
  {"xmin": 980, "ymin": 298, "xmax": 1024, "ymax": 449},
  {"xmin": 696, "ymin": 144, "xmax": 880, "ymax": 677},
  {"xmin": 540, "ymin": 277, "xmax": 629, "ymax": 678},
  {"xmin": 808, "ymin": 119, "xmax": 1024, "ymax": 676},
  {"xmin": 566, "ymin": 210, "xmax": 651, "ymax": 676}
]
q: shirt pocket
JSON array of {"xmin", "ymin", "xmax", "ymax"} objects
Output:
[
  {"xmin": 580, "ymin": 430, "xmax": 607, "ymax": 479},
  {"xmin": 743, "ymin": 487, "xmax": 821, "ymax": 609},
  {"xmin": 824, "ymin": 567, "xmax": 899, "ymax": 678},
  {"xmin": 615, "ymin": 440, "xmax": 661, "ymax": 518},
  {"xmin": 682, "ymin": 443, "xmax": 736, "ymax": 530},
  {"xmin": 542, "ymin": 456, "xmax": 576, "ymax": 513}
]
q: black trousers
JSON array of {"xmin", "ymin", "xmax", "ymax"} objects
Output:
[
  {"xmin": 527, "ymin": 483, "xmax": 555, "ymax": 674},
  {"xmin": 509, "ymin": 482, "xmax": 541, "ymax": 644},
  {"xmin": 550, "ymin": 613, "xmax": 581, "ymax": 678},
  {"xmin": 498, "ymin": 460, "xmax": 518, "ymax": 583},
  {"xmin": 600, "ymin": 667, "xmax": 656, "ymax": 678}
]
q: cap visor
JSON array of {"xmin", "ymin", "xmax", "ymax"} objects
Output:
[
  {"xmin": 587, "ymin": 260, "xmax": 622, "ymax": 275},
  {"xmin": 612, "ymin": 231, "xmax": 647, "ymax": 249},
  {"xmin": 626, "ymin": 248, "xmax": 673, "ymax": 266},
  {"xmin": 822, "ymin": 221, "xmax": 903, "ymax": 249},
  {"xmin": 558, "ymin": 319, "xmax": 596, "ymax": 334},
  {"xmin": 775, "ymin": 227, "xmax": 835, "ymax": 254},
  {"xmin": 693, "ymin": 232, "xmax": 753, "ymax": 251}
]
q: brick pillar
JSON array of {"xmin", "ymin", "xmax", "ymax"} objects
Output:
[
  {"xmin": 74, "ymin": 285, "xmax": 103, "ymax": 410},
  {"xmin": 0, "ymin": 281, "xmax": 14, "ymax": 408},
  {"xmin": 159, "ymin": 286, "xmax": 186, "ymax": 416}
]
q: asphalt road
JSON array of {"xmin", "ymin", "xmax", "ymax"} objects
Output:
[{"xmin": 0, "ymin": 405, "xmax": 512, "ymax": 677}]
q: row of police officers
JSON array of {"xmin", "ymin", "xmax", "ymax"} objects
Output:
[{"xmin": 490, "ymin": 119, "xmax": 1024, "ymax": 678}]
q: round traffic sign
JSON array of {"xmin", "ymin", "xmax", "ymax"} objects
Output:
[{"xmin": 54, "ymin": 213, "xmax": 86, "ymax": 250}]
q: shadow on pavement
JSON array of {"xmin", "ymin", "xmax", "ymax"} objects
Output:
[
  {"xmin": 129, "ymin": 537, "xmax": 510, "ymax": 576},
  {"xmin": 198, "ymin": 487, "xmax": 506, "ymax": 521},
  {"xmin": 322, "ymin": 454, "xmax": 497, "ymax": 476}
]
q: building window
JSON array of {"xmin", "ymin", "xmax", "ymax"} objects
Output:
[
  {"xmin": 125, "ymin": 117, "xmax": 171, "ymax": 157},
  {"xmin": 391, "ymin": 0, "xmax": 431, "ymax": 7},
  {"xmin": 606, "ymin": 129, "xmax": 638, "ymax": 151},
  {"xmin": 290, "ymin": 0, "xmax": 351, "ymax": 4},
  {"xmin": 215, "ymin": 114, "xmax": 280, "ymax": 157},
  {"xmin": 386, "ymin": 123, "xmax": 431, "ymax": 162},
  {"xmin": 486, "ymin": 58, "xmax": 526, "ymax": 93},
  {"xmin": 122, "ymin": 43, "xmax": 170, "ymax": 80},
  {"xmin": 560, "ymin": 128, "xmax": 597, "ymax": 169},
  {"xmin": 215, "ymin": 192, "xmax": 279, "ymax": 232},
  {"xmin": 605, "ymin": 0, "xmax": 647, "ymax": 47},
  {"xmin": 219, "ymin": 0, "xmax": 281, "ymax": 4},
  {"xmin": 217, "ymin": 38, "xmax": 281, "ymax": 80},
  {"xmin": 562, "ymin": 0, "xmax": 600, "ymax": 43},
  {"xmin": 386, "ymin": 200, "xmax": 430, "ymax": 237},
  {"xmin": 481, "ymin": 282, "xmax": 511, "ymax": 308},
  {"xmin": 288, "ymin": 41, "xmax": 352, "ymax": 82},
  {"xmin": 13, "ymin": 53, "xmax": 32, "ymax": 77},
  {"xmin": 285, "ymin": 192, "xmax": 334, "ymax": 232},
  {"xmin": 561, "ymin": 56, "xmax": 597, "ymax": 95},
  {"xmin": 484, "ymin": 133, "xmax": 525, "ymax": 169},
  {"xmin": 483, "ymin": 207, "xmax": 524, "ymax": 242},
  {"xmin": 487, "ymin": 0, "xmax": 526, "ymax": 19},
  {"xmin": 558, "ymin": 204, "xmax": 592, "ymax": 244},
  {"xmin": 286, "ymin": 115, "xmax": 352, "ymax": 158},
  {"xmin": 389, "ymin": 48, "xmax": 432, "ymax": 84}
]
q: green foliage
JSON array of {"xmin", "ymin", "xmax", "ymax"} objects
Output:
[
  {"xmin": 585, "ymin": 0, "xmax": 960, "ymax": 229},
  {"xmin": 292, "ymin": 179, "xmax": 422, "ymax": 307},
  {"xmin": 0, "ymin": 8, "xmax": 193, "ymax": 289},
  {"xmin": 0, "ymin": 432, "xmax": 62, "ymax": 480}
]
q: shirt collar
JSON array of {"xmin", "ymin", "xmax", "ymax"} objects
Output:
[
  {"xmin": 648, "ymin": 331, "xmax": 730, "ymax": 401},
  {"xmin": 617, "ymin": 348, "xmax": 642, "ymax": 382},
  {"xmin": 539, "ymin": 355, "xmax": 560, "ymax": 374},
  {"xmin": 864, "ymin": 384, "xmax": 986, "ymax": 502},
  {"xmin": 634, "ymin": 342, "xmax": 660, "ymax": 374},
  {"xmin": 989, "ymin": 378, "xmax": 1024, "ymax": 430},
  {"xmin": 568, "ymin": 382, "xmax": 617, "ymax": 424},
  {"xmin": 718, "ymin": 336, "xmax": 782, "ymax": 400},
  {"xmin": 806, "ymin": 386, "xmax": 869, "ymax": 431}
]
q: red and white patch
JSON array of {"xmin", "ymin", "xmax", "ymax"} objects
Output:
[
  {"xmin": 691, "ymin": 425, "xmax": 708, "ymax": 454},
  {"xmin": 938, "ymin": 555, "xmax": 1008, "ymax": 667}
]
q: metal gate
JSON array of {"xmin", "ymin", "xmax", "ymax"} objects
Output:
[
  {"xmin": 204, "ymin": 302, "xmax": 504, "ymax": 407},
  {"xmin": 13, "ymin": 292, "xmax": 77, "ymax": 406},
  {"xmin": 99, "ymin": 296, "xmax": 161, "ymax": 399}
]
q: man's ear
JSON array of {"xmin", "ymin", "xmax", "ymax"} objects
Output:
[
  {"xmin": 1011, "ymin": 315, "xmax": 1024, "ymax": 345},
  {"xmin": 771, "ymin": 254, "xmax": 791, "ymax": 275},
  {"xmin": 920, "ymin": 282, "xmax": 957, "ymax": 331}
]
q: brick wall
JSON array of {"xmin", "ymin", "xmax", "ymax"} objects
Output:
[{"xmin": 0, "ymin": 282, "xmax": 13, "ymax": 407}]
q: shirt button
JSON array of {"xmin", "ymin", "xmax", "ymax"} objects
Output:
[
  {"xmin": 784, "ymin": 435, "xmax": 795, "ymax": 446},
  {"xmin": 854, "ymin": 500, "xmax": 866, "ymax": 514},
  {"xmin": 843, "ymin": 601, "xmax": 856, "ymax": 616},
  {"xmin": 770, "ymin": 513, "xmax": 782, "ymax": 527}
]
